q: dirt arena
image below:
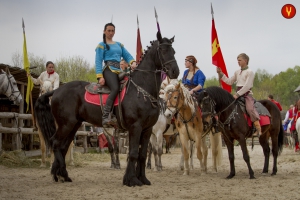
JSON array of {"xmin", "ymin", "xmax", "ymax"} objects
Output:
[{"xmin": 0, "ymin": 145, "xmax": 300, "ymax": 200}]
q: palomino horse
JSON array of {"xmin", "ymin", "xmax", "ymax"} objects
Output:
[
  {"xmin": 197, "ymin": 86, "xmax": 284, "ymax": 179},
  {"xmin": 0, "ymin": 69, "xmax": 22, "ymax": 105},
  {"xmin": 36, "ymin": 80, "xmax": 74, "ymax": 167},
  {"xmin": 34, "ymin": 32, "xmax": 179, "ymax": 186},
  {"xmin": 164, "ymin": 82, "xmax": 223, "ymax": 175}
]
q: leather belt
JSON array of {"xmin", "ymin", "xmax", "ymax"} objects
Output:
[{"xmin": 105, "ymin": 61, "xmax": 120, "ymax": 69}]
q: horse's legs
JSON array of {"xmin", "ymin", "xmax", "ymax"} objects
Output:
[
  {"xmin": 259, "ymin": 132, "xmax": 270, "ymax": 174},
  {"xmin": 157, "ymin": 132, "xmax": 163, "ymax": 171},
  {"xmin": 38, "ymin": 130, "xmax": 47, "ymax": 167},
  {"xmin": 65, "ymin": 141, "xmax": 74, "ymax": 166},
  {"xmin": 146, "ymin": 142, "xmax": 152, "ymax": 169},
  {"xmin": 189, "ymin": 141, "xmax": 194, "ymax": 170},
  {"xmin": 123, "ymin": 125, "xmax": 143, "ymax": 186},
  {"xmin": 152, "ymin": 136, "xmax": 159, "ymax": 171},
  {"xmin": 179, "ymin": 133, "xmax": 190, "ymax": 175},
  {"xmin": 239, "ymin": 138, "xmax": 255, "ymax": 179},
  {"xmin": 224, "ymin": 137, "xmax": 235, "ymax": 179},
  {"xmin": 113, "ymin": 128, "xmax": 120, "ymax": 169},
  {"xmin": 103, "ymin": 128, "xmax": 116, "ymax": 168},
  {"xmin": 136, "ymin": 128, "xmax": 152, "ymax": 185},
  {"xmin": 200, "ymin": 137, "xmax": 208, "ymax": 173},
  {"xmin": 51, "ymin": 122, "xmax": 81, "ymax": 182},
  {"xmin": 270, "ymin": 131, "xmax": 279, "ymax": 176}
]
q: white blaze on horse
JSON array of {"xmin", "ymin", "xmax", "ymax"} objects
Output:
[
  {"xmin": 164, "ymin": 82, "xmax": 222, "ymax": 175},
  {"xmin": 0, "ymin": 69, "xmax": 22, "ymax": 105},
  {"xmin": 37, "ymin": 80, "xmax": 74, "ymax": 167}
]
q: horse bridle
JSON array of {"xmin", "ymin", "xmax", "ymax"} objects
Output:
[
  {"xmin": 165, "ymin": 88, "xmax": 182, "ymax": 116},
  {"xmin": 129, "ymin": 40, "xmax": 177, "ymax": 102},
  {"xmin": 1, "ymin": 73, "xmax": 21, "ymax": 102}
]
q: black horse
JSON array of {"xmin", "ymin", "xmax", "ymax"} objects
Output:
[
  {"xmin": 34, "ymin": 32, "xmax": 179, "ymax": 186},
  {"xmin": 197, "ymin": 86, "xmax": 284, "ymax": 179}
]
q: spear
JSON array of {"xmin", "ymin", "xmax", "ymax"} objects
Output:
[{"xmin": 154, "ymin": 7, "xmax": 161, "ymax": 33}]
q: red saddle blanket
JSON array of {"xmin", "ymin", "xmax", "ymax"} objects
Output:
[
  {"xmin": 84, "ymin": 86, "xmax": 126, "ymax": 106},
  {"xmin": 244, "ymin": 114, "xmax": 270, "ymax": 127}
]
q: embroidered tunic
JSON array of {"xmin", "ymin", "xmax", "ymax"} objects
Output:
[
  {"xmin": 221, "ymin": 67, "xmax": 254, "ymax": 96},
  {"xmin": 95, "ymin": 42, "xmax": 135, "ymax": 79},
  {"xmin": 30, "ymin": 71, "xmax": 60, "ymax": 90}
]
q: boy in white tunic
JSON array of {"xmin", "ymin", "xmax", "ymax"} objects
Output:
[
  {"xmin": 217, "ymin": 53, "xmax": 261, "ymax": 137},
  {"xmin": 28, "ymin": 61, "xmax": 60, "ymax": 94}
]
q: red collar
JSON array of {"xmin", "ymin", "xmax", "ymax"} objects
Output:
[{"xmin": 47, "ymin": 71, "xmax": 55, "ymax": 78}]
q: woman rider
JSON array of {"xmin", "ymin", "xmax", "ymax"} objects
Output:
[{"xmin": 95, "ymin": 23, "xmax": 137, "ymax": 127}]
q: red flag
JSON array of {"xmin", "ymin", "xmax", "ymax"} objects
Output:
[
  {"xmin": 211, "ymin": 6, "xmax": 231, "ymax": 93},
  {"xmin": 136, "ymin": 16, "xmax": 143, "ymax": 64}
]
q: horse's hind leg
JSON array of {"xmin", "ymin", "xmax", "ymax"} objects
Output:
[
  {"xmin": 259, "ymin": 133, "xmax": 270, "ymax": 174},
  {"xmin": 103, "ymin": 128, "xmax": 116, "ymax": 168},
  {"xmin": 113, "ymin": 128, "xmax": 121, "ymax": 169}
]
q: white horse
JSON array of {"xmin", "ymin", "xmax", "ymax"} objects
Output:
[
  {"xmin": 164, "ymin": 82, "xmax": 223, "ymax": 175},
  {"xmin": 286, "ymin": 121, "xmax": 295, "ymax": 149},
  {"xmin": 37, "ymin": 80, "xmax": 74, "ymax": 167},
  {"xmin": 0, "ymin": 69, "xmax": 22, "ymax": 105}
]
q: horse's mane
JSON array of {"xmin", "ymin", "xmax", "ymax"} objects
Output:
[
  {"xmin": 202, "ymin": 86, "xmax": 235, "ymax": 110},
  {"xmin": 137, "ymin": 37, "xmax": 173, "ymax": 66},
  {"xmin": 164, "ymin": 81, "xmax": 196, "ymax": 113},
  {"xmin": 179, "ymin": 83, "xmax": 196, "ymax": 113}
]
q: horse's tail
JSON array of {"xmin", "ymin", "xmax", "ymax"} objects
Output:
[
  {"xmin": 278, "ymin": 120, "xmax": 284, "ymax": 155},
  {"xmin": 34, "ymin": 90, "xmax": 56, "ymax": 150},
  {"xmin": 210, "ymin": 132, "xmax": 223, "ymax": 166}
]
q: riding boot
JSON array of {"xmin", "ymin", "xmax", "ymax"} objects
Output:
[
  {"xmin": 253, "ymin": 120, "xmax": 262, "ymax": 138},
  {"xmin": 102, "ymin": 99, "xmax": 117, "ymax": 128}
]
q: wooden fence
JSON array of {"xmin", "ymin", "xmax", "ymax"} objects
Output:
[{"xmin": 0, "ymin": 112, "xmax": 102, "ymax": 153}]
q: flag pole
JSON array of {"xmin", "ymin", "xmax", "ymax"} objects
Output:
[{"xmin": 22, "ymin": 18, "xmax": 36, "ymax": 130}]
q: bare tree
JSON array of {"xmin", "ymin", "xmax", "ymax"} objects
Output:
[{"xmin": 11, "ymin": 51, "xmax": 23, "ymax": 67}]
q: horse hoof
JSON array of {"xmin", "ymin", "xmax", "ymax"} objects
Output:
[
  {"xmin": 271, "ymin": 172, "xmax": 276, "ymax": 176},
  {"xmin": 249, "ymin": 176, "xmax": 256, "ymax": 179},
  {"xmin": 65, "ymin": 177, "xmax": 73, "ymax": 182},
  {"xmin": 226, "ymin": 174, "xmax": 235, "ymax": 179},
  {"xmin": 52, "ymin": 175, "xmax": 58, "ymax": 182},
  {"xmin": 123, "ymin": 176, "xmax": 143, "ymax": 187},
  {"xmin": 146, "ymin": 165, "xmax": 151, "ymax": 169},
  {"xmin": 139, "ymin": 177, "xmax": 151, "ymax": 185},
  {"xmin": 115, "ymin": 165, "xmax": 121, "ymax": 170},
  {"xmin": 261, "ymin": 172, "xmax": 268, "ymax": 176},
  {"xmin": 40, "ymin": 164, "xmax": 46, "ymax": 168},
  {"xmin": 183, "ymin": 170, "xmax": 189, "ymax": 175}
]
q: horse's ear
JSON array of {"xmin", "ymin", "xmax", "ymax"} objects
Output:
[
  {"xmin": 176, "ymin": 83, "xmax": 180, "ymax": 89},
  {"xmin": 0, "ymin": 69, "xmax": 4, "ymax": 74},
  {"xmin": 170, "ymin": 36, "xmax": 175, "ymax": 43},
  {"xmin": 157, "ymin": 31, "xmax": 162, "ymax": 42},
  {"xmin": 40, "ymin": 80, "xmax": 44, "ymax": 86},
  {"xmin": 203, "ymin": 90, "xmax": 208, "ymax": 97}
]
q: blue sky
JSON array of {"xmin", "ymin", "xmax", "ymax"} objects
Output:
[{"xmin": 1, "ymin": 0, "xmax": 299, "ymax": 79}]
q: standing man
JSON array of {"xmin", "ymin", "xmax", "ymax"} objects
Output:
[
  {"xmin": 217, "ymin": 53, "xmax": 261, "ymax": 137},
  {"xmin": 268, "ymin": 95, "xmax": 282, "ymax": 111}
]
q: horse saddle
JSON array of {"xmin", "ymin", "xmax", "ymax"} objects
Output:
[
  {"xmin": 237, "ymin": 99, "xmax": 271, "ymax": 127},
  {"xmin": 85, "ymin": 72, "xmax": 128, "ymax": 94}
]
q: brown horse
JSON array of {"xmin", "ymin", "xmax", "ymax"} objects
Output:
[
  {"xmin": 197, "ymin": 86, "xmax": 284, "ymax": 179},
  {"xmin": 164, "ymin": 83, "xmax": 222, "ymax": 175}
]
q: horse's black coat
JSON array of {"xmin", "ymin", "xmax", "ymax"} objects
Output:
[
  {"xmin": 197, "ymin": 86, "xmax": 284, "ymax": 179},
  {"xmin": 34, "ymin": 32, "xmax": 179, "ymax": 186}
]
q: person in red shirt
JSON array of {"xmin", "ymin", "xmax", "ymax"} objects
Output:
[{"xmin": 268, "ymin": 94, "xmax": 282, "ymax": 111}]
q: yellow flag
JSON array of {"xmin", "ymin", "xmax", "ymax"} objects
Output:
[{"xmin": 23, "ymin": 18, "xmax": 33, "ymax": 112}]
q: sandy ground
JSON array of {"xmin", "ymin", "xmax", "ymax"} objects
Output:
[{"xmin": 0, "ymin": 145, "xmax": 300, "ymax": 200}]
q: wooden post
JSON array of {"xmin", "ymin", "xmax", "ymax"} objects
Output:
[
  {"xmin": 0, "ymin": 123, "xmax": 2, "ymax": 152},
  {"xmin": 18, "ymin": 84, "xmax": 25, "ymax": 150}
]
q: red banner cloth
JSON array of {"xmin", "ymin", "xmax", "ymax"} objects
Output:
[{"xmin": 211, "ymin": 19, "xmax": 231, "ymax": 93}]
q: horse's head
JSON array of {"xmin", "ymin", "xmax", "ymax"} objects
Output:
[
  {"xmin": 197, "ymin": 90, "xmax": 216, "ymax": 131},
  {"xmin": 40, "ymin": 80, "xmax": 53, "ymax": 95},
  {"xmin": 0, "ymin": 69, "xmax": 23, "ymax": 105},
  {"xmin": 164, "ymin": 82, "xmax": 184, "ymax": 118},
  {"xmin": 155, "ymin": 32, "xmax": 179, "ymax": 79}
]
